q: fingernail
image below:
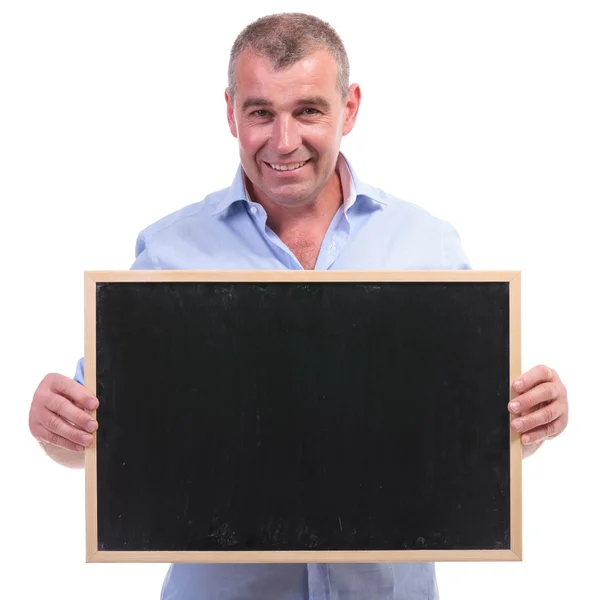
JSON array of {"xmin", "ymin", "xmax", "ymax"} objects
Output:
[
  {"xmin": 87, "ymin": 398, "xmax": 98, "ymax": 410},
  {"xmin": 513, "ymin": 419, "xmax": 524, "ymax": 431},
  {"xmin": 86, "ymin": 420, "xmax": 98, "ymax": 433},
  {"xmin": 514, "ymin": 379, "xmax": 524, "ymax": 390},
  {"xmin": 522, "ymin": 435, "xmax": 531, "ymax": 444},
  {"xmin": 509, "ymin": 401, "xmax": 521, "ymax": 413},
  {"xmin": 82, "ymin": 433, "xmax": 93, "ymax": 445}
]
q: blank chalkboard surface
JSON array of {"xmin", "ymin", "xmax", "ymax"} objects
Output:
[{"xmin": 84, "ymin": 270, "xmax": 522, "ymax": 563}]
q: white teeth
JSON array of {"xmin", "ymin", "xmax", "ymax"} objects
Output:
[{"xmin": 267, "ymin": 160, "xmax": 308, "ymax": 171}]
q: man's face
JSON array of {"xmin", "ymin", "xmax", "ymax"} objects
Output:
[{"xmin": 226, "ymin": 49, "xmax": 360, "ymax": 209}]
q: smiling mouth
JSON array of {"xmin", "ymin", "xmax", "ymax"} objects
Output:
[{"xmin": 265, "ymin": 159, "xmax": 310, "ymax": 172}]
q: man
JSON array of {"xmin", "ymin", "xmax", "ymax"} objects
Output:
[{"xmin": 29, "ymin": 12, "xmax": 569, "ymax": 600}]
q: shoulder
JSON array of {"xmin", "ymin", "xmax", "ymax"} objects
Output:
[
  {"xmin": 139, "ymin": 186, "xmax": 229, "ymax": 242},
  {"xmin": 362, "ymin": 180, "xmax": 461, "ymax": 236},
  {"xmin": 353, "ymin": 176, "xmax": 471, "ymax": 269},
  {"xmin": 346, "ymin": 156, "xmax": 459, "ymax": 236},
  {"xmin": 384, "ymin": 191, "xmax": 448, "ymax": 226},
  {"xmin": 387, "ymin": 193, "xmax": 470, "ymax": 268},
  {"xmin": 130, "ymin": 185, "xmax": 233, "ymax": 269}
]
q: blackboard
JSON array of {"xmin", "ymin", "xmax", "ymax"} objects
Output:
[{"xmin": 84, "ymin": 270, "xmax": 522, "ymax": 563}]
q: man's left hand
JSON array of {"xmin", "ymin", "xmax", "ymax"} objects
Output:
[{"xmin": 509, "ymin": 365, "xmax": 569, "ymax": 458}]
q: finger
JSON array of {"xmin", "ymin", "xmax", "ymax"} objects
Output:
[
  {"xmin": 49, "ymin": 373, "xmax": 98, "ymax": 410},
  {"xmin": 511, "ymin": 399, "xmax": 564, "ymax": 434},
  {"xmin": 512, "ymin": 364, "xmax": 556, "ymax": 395},
  {"xmin": 521, "ymin": 416, "xmax": 568, "ymax": 445},
  {"xmin": 31, "ymin": 420, "xmax": 86, "ymax": 452},
  {"xmin": 45, "ymin": 392, "xmax": 98, "ymax": 434},
  {"xmin": 36, "ymin": 408, "xmax": 95, "ymax": 447},
  {"xmin": 44, "ymin": 435, "xmax": 85, "ymax": 452},
  {"xmin": 508, "ymin": 381, "xmax": 559, "ymax": 414}
]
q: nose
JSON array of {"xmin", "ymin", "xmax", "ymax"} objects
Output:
[{"xmin": 271, "ymin": 114, "xmax": 301, "ymax": 155}]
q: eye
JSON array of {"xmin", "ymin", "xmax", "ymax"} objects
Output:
[
  {"xmin": 251, "ymin": 109, "xmax": 270, "ymax": 118},
  {"xmin": 301, "ymin": 108, "xmax": 320, "ymax": 115}
]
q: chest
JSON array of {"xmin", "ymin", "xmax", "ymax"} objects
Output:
[
  {"xmin": 154, "ymin": 205, "xmax": 452, "ymax": 271},
  {"xmin": 280, "ymin": 232, "xmax": 322, "ymax": 270}
]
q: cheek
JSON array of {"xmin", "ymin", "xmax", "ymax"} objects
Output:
[
  {"xmin": 306, "ymin": 125, "xmax": 341, "ymax": 153},
  {"xmin": 239, "ymin": 127, "xmax": 268, "ymax": 156}
]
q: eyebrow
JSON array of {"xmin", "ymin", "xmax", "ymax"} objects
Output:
[{"xmin": 241, "ymin": 96, "xmax": 331, "ymax": 111}]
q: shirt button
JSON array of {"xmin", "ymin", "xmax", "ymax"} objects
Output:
[{"xmin": 250, "ymin": 206, "xmax": 258, "ymax": 214}]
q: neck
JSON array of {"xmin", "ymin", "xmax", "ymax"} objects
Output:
[{"xmin": 246, "ymin": 170, "xmax": 344, "ymax": 237}]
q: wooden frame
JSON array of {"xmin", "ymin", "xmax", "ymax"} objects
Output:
[{"xmin": 84, "ymin": 269, "xmax": 522, "ymax": 563}]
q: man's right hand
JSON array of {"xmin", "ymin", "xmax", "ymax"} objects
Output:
[{"xmin": 29, "ymin": 373, "xmax": 98, "ymax": 453}]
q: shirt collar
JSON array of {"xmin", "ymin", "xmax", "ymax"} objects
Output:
[{"xmin": 210, "ymin": 151, "xmax": 387, "ymax": 217}]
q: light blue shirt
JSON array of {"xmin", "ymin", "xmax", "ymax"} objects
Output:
[{"xmin": 75, "ymin": 154, "xmax": 470, "ymax": 599}]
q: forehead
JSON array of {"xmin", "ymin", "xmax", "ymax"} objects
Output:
[{"xmin": 234, "ymin": 49, "xmax": 340, "ymax": 105}]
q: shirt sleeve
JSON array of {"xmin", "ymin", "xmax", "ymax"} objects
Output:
[
  {"xmin": 441, "ymin": 220, "xmax": 472, "ymax": 270},
  {"xmin": 131, "ymin": 231, "xmax": 156, "ymax": 269},
  {"xmin": 74, "ymin": 357, "xmax": 85, "ymax": 385}
]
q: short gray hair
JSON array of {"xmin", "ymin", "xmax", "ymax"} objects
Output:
[{"xmin": 228, "ymin": 13, "xmax": 350, "ymax": 101}]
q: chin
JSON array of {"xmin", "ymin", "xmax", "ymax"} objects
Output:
[{"xmin": 276, "ymin": 187, "xmax": 317, "ymax": 205}]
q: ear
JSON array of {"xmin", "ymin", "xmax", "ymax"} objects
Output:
[
  {"xmin": 225, "ymin": 88, "xmax": 238, "ymax": 138},
  {"xmin": 342, "ymin": 83, "xmax": 361, "ymax": 136}
]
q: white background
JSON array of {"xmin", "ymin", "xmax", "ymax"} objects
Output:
[{"xmin": 1, "ymin": 1, "xmax": 598, "ymax": 598}]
